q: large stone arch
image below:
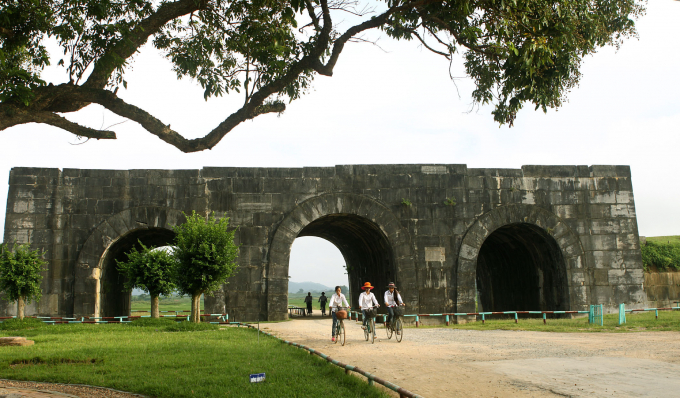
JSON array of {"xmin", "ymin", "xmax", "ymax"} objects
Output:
[
  {"xmin": 267, "ymin": 193, "xmax": 415, "ymax": 320},
  {"xmin": 73, "ymin": 206, "xmax": 185, "ymax": 317},
  {"xmin": 456, "ymin": 204, "xmax": 587, "ymax": 313}
]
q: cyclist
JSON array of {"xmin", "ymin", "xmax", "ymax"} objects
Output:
[
  {"xmin": 329, "ymin": 286, "xmax": 349, "ymax": 342},
  {"xmin": 359, "ymin": 282, "xmax": 379, "ymax": 337},
  {"xmin": 384, "ymin": 282, "xmax": 405, "ymax": 332}
]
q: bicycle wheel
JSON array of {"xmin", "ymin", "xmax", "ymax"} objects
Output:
[
  {"xmin": 370, "ymin": 318, "xmax": 375, "ymax": 344},
  {"xmin": 334, "ymin": 322, "xmax": 339, "ymax": 344},
  {"xmin": 395, "ymin": 318, "xmax": 403, "ymax": 342},
  {"xmin": 339, "ymin": 321, "xmax": 346, "ymax": 346},
  {"xmin": 386, "ymin": 317, "xmax": 393, "ymax": 339}
]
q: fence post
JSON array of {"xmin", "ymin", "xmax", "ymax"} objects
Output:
[
  {"xmin": 618, "ymin": 303, "xmax": 626, "ymax": 325},
  {"xmin": 589, "ymin": 305, "xmax": 594, "ymax": 324}
]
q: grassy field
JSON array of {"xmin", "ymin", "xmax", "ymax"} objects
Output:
[
  {"xmin": 0, "ymin": 319, "xmax": 387, "ymax": 398},
  {"xmin": 288, "ymin": 291, "xmax": 335, "ymax": 310},
  {"xmin": 416, "ymin": 309, "xmax": 680, "ymax": 332},
  {"xmin": 646, "ymin": 235, "xmax": 680, "ymax": 244},
  {"xmin": 130, "ymin": 295, "xmax": 203, "ymax": 315}
]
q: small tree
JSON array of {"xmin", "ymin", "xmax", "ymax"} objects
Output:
[
  {"xmin": 116, "ymin": 242, "xmax": 176, "ymax": 318},
  {"xmin": 0, "ymin": 243, "xmax": 47, "ymax": 320},
  {"xmin": 173, "ymin": 212, "xmax": 239, "ymax": 323}
]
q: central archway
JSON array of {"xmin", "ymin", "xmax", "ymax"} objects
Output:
[
  {"xmin": 267, "ymin": 193, "xmax": 415, "ymax": 320},
  {"xmin": 297, "ymin": 214, "xmax": 396, "ymax": 309}
]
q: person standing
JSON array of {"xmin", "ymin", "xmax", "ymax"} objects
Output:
[
  {"xmin": 384, "ymin": 282, "xmax": 405, "ymax": 329},
  {"xmin": 329, "ymin": 286, "xmax": 349, "ymax": 342},
  {"xmin": 304, "ymin": 292, "xmax": 313, "ymax": 315},
  {"xmin": 318, "ymin": 292, "xmax": 328, "ymax": 316},
  {"xmin": 359, "ymin": 282, "xmax": 379, "ymax": 337}
]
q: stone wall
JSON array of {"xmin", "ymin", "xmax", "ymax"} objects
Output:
[
  {"xmin": 644, "ymin": 271, "xmax": 680, "ymax": 307},
  {"xmin": 2, "ymin": 164, "xmax": 646, "ymax": 321}
]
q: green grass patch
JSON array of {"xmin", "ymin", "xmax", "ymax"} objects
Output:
[
  {"xmin": 646, "ymin": 235, "xmax": 680, "ymax": 245},
  {"xmin": 288, "ymin": 291, "xmax": 333, "ymax": 309},
  {"xmin": 0, "ymin": 323, "xmax": 387, "ymax": 398},
  {"xmin": 0, "ymin": 318, "xmax": 46, "ymax": 331},
  {"xmin": 419, "ymin": 309, "xmax": 680, "ymax": 332},
  {"xmin": 130, "ymin": 295, "xmax": 203, "ymax": 314}
]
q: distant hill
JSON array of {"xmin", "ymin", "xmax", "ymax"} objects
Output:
[{"xmin": 288, "ymin": 281, "xmax": 333, "ymax": 293}]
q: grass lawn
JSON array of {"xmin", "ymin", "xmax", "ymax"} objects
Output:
[
  {"xmin": 646, "ymin": 235, "xmax": 680, "ymax": 245},
  {"xmin": 130, "ymin": 296, "xmax": 203, "ymax": 315},
  {"xmin": 0, "ymin": 319, "xmax": 387, "ymax": 398},
  {"xmin": 418, "ymin": 309, "xmax": 680, "ymax": 332}
]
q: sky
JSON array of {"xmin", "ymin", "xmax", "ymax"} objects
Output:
[{"xmin": 1, "ymin": 1, "xmax": 678, "ymax": 288}]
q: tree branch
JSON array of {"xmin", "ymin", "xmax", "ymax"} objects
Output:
[
  {"xmin": 83, "ymin": 0, "xmax": 206, "ymax": 90},
  {"xmin": 0, "ymin": 104, "xmax": 116, "ymax": 140}
]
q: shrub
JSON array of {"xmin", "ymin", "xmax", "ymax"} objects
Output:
[{"xmin": 641, "ymin": 241, "xmax": 680, "ymax": 271}]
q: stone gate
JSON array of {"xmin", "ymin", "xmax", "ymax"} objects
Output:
[{"xmin": 2, "ymin": 164, "xmax": 646, "ymax": 321}]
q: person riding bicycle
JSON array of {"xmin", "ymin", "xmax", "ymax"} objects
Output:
[
  {"xmin": 359, "ymin": 282, "xmax": 379, "ymax": 336},
  {"xmin": 329, "ymin": 286, "xmax": 349, "ymax": 343},
  {"xmin": 384, "ymin": 282, "xmax": 405, "ymax": 330}
]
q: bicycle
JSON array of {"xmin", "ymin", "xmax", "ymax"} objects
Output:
[
  {"xmin": 385, "ymin": 306, "xmax": 404, "ymax": 342},
  {"xmin": 333, "ymin": 307, "xmax": 347, "ymax": 346},
  {"xmin": 363, "ymin": 306, "xmax": 378, "ymax": 344}
]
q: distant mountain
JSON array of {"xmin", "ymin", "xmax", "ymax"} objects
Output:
[{"xmin": 288, "ymin": 281, "xmax": 333, "ymax": 293}]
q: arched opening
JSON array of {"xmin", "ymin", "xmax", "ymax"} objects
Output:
[
  {"xmin": 99, "ymin": 227, "xmax": 175, "ymax": 318},
  {"xmin": 476, "ymin": 223, "xmax": 569, "ymax": 312},
  {"xmin": 288, "ymin": 237, "xmax": 348, "ymax": 316},
  {"xmin": 294, "ymin": 214, "xmax": 396, "ymax": 311}
]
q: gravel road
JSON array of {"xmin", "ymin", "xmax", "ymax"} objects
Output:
[{"xmin": 263, "ymin": 318, "xmax": 680, "ymax": 398}]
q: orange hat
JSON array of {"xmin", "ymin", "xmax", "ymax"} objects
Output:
[{"xmin": 362, "ymin": 282, "xmax": 374, "ymax": 290}]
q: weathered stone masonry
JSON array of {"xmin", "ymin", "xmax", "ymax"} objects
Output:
[{"xmin": 2, "ymin": 165, "xmax": 646, "ymax": 321}]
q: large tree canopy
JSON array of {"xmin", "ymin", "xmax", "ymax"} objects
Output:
[{"xmin": 0, "ymin": 0, "xmax": 644, "ymax": 152}]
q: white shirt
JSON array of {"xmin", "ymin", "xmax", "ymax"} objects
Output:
[
  {"xmin": 329, "ymin": 293, "xmax": 349, "ymax": 312},
  {"xmin": 384, "ymin": 290, "xmax": 403, "ymax": 307},
  {"xmin": 359, "ymin": 291, "xmax": 379, "ymax": 310}
]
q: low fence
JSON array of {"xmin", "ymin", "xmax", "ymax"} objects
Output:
[
  {"xmin": 229, "ymin": 321, "xmax": 424, "ymax": 398},
  {"xmin": 349, "ymin": 309, "xmax": 592, "ymax": 326},
  {"xmin": 618, "ymin": 304, "xmax": 680, "ymax": 325},
  {"xmin": 0, "ymin": 313, "xmax": 230, "ymax": 324}
]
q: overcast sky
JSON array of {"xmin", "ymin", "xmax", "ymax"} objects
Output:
[{"xmin": 1, "ymin": 1, "xmax": 678, "ymax": 288}]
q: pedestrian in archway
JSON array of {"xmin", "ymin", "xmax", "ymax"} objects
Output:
[
  {"xmin": 319, "ymin": 292, "xmax": 328, "ymax": 316},
  {"xmin": 304, "ymin": 292, "xmax": 313, "ymax": 315}
]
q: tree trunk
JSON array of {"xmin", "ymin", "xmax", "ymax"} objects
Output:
[
  {"xmin": 17, "ymin": 296, "xmax": 25, "ymax": 321},
  {"xmin": 190, "ymin": 293, "xmax": 202, "ymax": 323},
  {"xmin": 151, "ymin": 295, "xmax": 160, "ymax": 318}
]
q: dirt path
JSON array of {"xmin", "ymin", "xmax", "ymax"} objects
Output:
[{"xmin": 263, "ymin": 318, "xmax": 680, "ymax": 397}]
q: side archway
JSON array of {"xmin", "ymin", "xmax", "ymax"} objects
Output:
[
  {"xmin": 456, "ymin": 204, "xmax": 587, "ymax": 313},
  {"xmin": 73, "ymin": 207, "xmax": 185, "ymax": 318},
  {"xmin": 267, "ymin": 193, "xmax": 415, "ymax": 321}
]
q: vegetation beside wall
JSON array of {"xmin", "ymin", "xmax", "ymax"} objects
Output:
[{"xmin": 641, "ymin": 239, "xmax": 680, "ymax": 271}]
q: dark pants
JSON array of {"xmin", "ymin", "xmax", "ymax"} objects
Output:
[
  {"xmin": 306, "ymin": 302, "xmax": 312, "ymax": 315},
  {"xmin": 331, "ymin": 311, "xmax": 338, "ymax": 336},
  {"xmin": 387, "ymin": 306, "xmax": 395, "ymax": 324},
  {"xmin": 320, "ymin": 304, "xmax": 326, "ymax": 315}
]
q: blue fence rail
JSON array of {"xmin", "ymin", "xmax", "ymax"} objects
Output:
[
  {"xmin": 0, "ymin": 313, "xmax": 229, "ymax": 324},
  {"xmin": 349, "ymin": 309, "xmax": 592, "ymax": 326},
  {"xmin": 618, "ymin": 304, "xmax": 680, "ymax": 325}
]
